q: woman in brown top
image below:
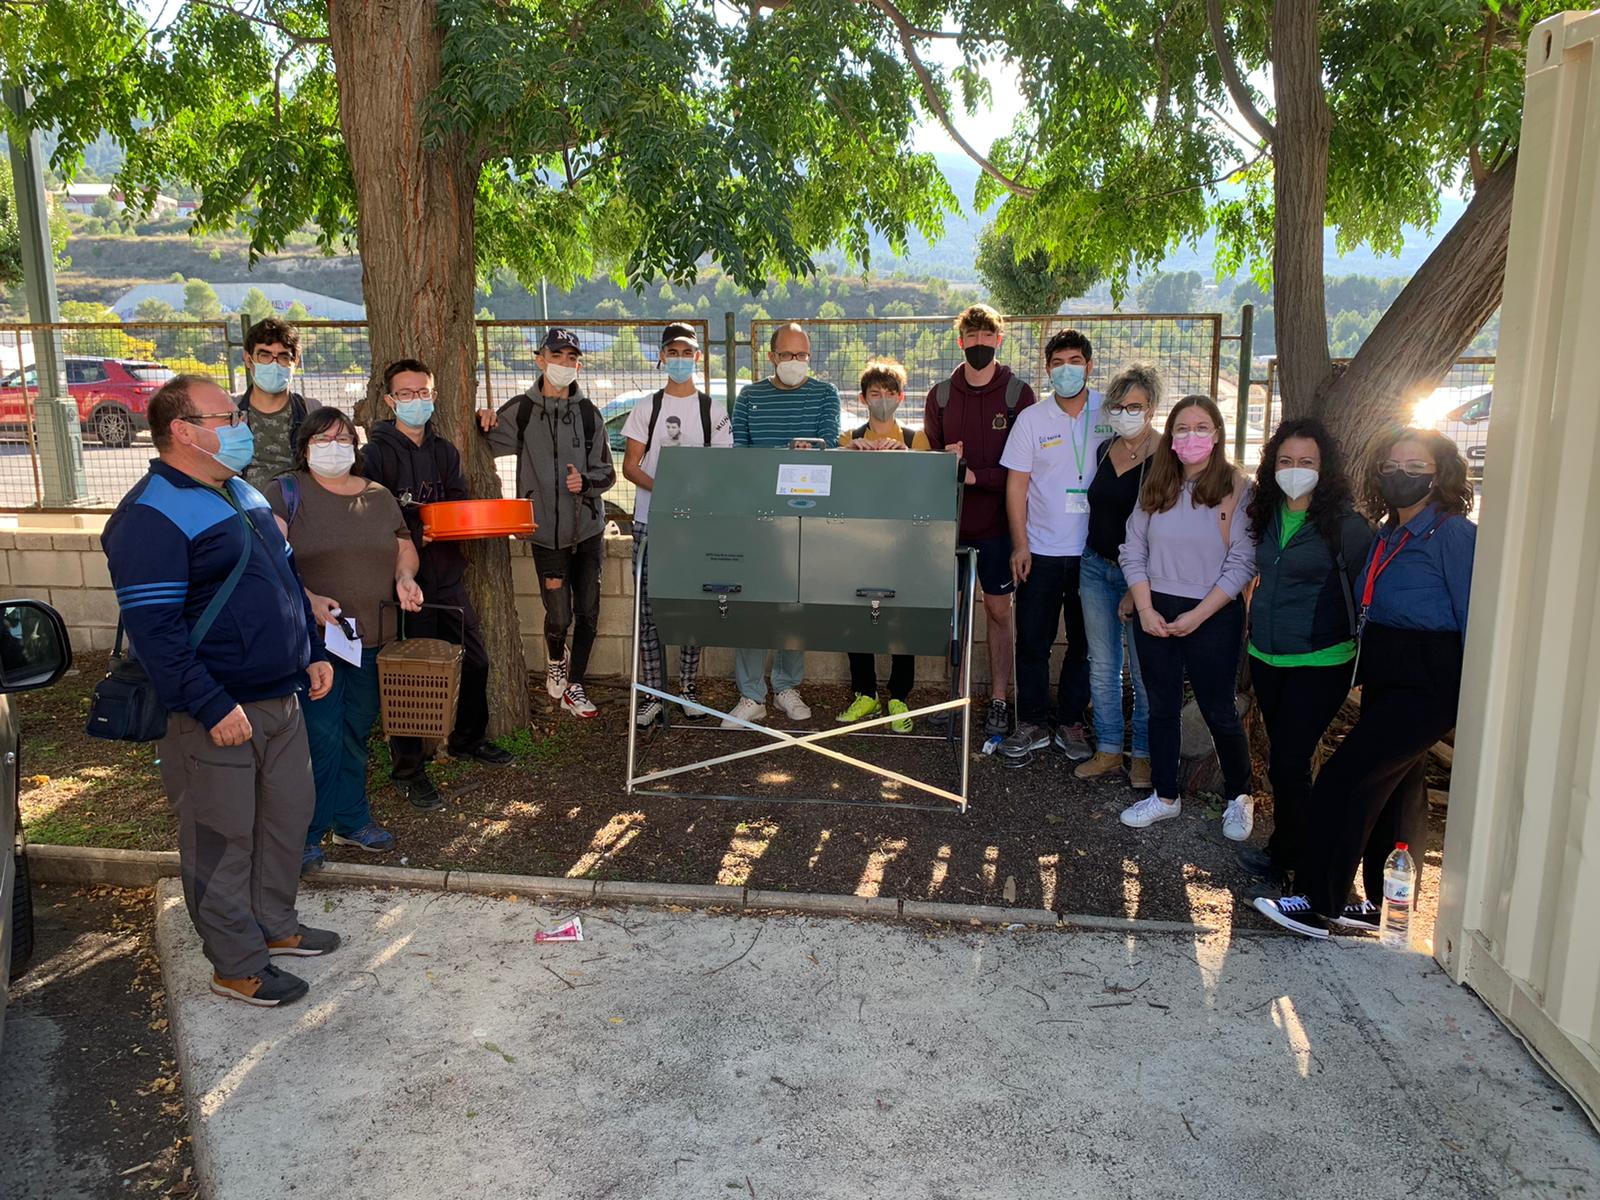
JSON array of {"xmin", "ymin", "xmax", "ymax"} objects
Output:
[{"xmin": 265, "ymin": 409, "xmax": 422, "ymax": 874}]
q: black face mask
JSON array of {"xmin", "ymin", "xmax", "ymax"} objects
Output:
[
  {"xmin": 1378, "ymin": 471, "xmax": 1435, "ymax": 510},
  {"xmin": 963, "ymin": 343, "xmax": 996, "ymax": 370}
]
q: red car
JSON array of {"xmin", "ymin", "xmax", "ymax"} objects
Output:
[{"xmin": 0, "ymin": 356, "xmax": 174, "ymax": 448}]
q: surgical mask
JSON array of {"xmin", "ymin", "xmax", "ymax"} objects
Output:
[
  {"xmin": 1049, "ymin": 363, "xmax": 1086, "ymax": 397},
  {"xmin": 866, "ymin": 397, "xmax": 898, "ymax": 423},
  {"xmin": 395, "ymin": 399, "xmax": 434, "ymax": 427},
  {"xmin": 252, "ymin": 361, "xmax": 292, "ymax": 394},
  {"xmin": 775, "ymin": 360, "xmax": 809, "ymax": 387},
  {"xmin": 544, "ymin": 362, "xmax": 579, "ymax": 390},
  {"xmin": 1275, "ymin": 467, "xmax": 1319, "ymax": 500},
  {"xmin": 1172, "ymin": 431, "xmax": 1214, "ymax": 465},
  {"xmin": 1109, "ymin": 409, "xmax": 1148, "ymax": 439},
  {"xmin": 208, "ymin": 422, "xmax": 255, "ymax": 475},
  {"xmin": 1378, "ymin": 471, "xmax": 1435, "ymax": 509},
  {"xmin": 663, "ymin": 358, "xmax": 697, "ymax": 385},
  {"xmin": 308, "ymin": 442, "xmax": 355, "ymax": 478},
  {"xmin": 963, "ymin": 343, "xmax": 996, "ymax": 370}
]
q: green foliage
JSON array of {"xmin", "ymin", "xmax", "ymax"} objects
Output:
[
  {"xmin": 974, "ymin": 223, "xmax": 1098, "ymax": 315},
  {"xmin": 0, "ymin": 155, "xmax": 71, "ymax": 296},
  {"xmin": 239, "ymin": 286, "xmax": 273, "ymax": 324},
  {"xmin": 1136, "ymin": 271, "xmax": 1204, "ymax": 314},
  {"xmin": 182, "ymin": 277, "xmax": 221, "ymax": 319},
  {"xmin": 132, "ymin": 297, "xmax": 179, "ymax": 323}
]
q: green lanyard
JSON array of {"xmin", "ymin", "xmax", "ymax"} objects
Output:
[{"xmin": 1066, "ymin": 406, "xmax": 1089, "ymax": 483}]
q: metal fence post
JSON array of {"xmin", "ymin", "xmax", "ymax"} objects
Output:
[
  {"xmin": 480, "ymin": 321, "xmax": 494, "ymax": 410},
  {"xmin": 1234, "ymin": 303, "xmax": 1254, "ymax": 461},
  {"xmin": 229, "ymin": 312, "xmax": 250, "ymax": 394},
  {"xmin": 723, "ymin": 310, "xmax": 737, "ymax": 411}
]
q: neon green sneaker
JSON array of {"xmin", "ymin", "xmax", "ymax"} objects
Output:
[
  {"xmin": 836, "ymin": 694, "xmax": 882, "ymax": 724},
  {"xmin": 888, "ymin": 699, "xmax": 912, "ymax": 733}
]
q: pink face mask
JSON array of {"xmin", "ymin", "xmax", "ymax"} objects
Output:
[{"xmin": 1172, "ymin": 431, "xmax": 1215, "ymax": 464}]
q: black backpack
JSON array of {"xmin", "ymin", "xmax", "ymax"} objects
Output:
[
  {"xmin": 644, "ymin": 388, "xmax": 715, "ymax": 447},
  {"xmin": 512, "ymin": 389, "xmax": 604, "ymax": 519}
]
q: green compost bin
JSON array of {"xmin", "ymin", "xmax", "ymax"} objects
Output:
[{"xmin": 647, "ymin": 446, "xmax": 962, "ymax": 655}]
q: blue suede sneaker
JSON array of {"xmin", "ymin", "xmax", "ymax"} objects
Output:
[
  {"xmin": 331, "ymin": 823, "xmax": 396, "ymax": 854},
  {"xmin": 301, "ymin": 845, "xmax": 325, "ymax": 876}
]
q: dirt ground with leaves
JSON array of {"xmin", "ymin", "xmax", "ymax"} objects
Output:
[{"xmin": 19, "ymin": 653, "xmax": 1447, "ymax": 936}]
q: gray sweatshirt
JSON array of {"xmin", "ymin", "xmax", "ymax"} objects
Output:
[
  {"xmin": 482, "ymin": 377, "xmax": 616, "ymax": 551},
  {"xmin": 1120, "ymin": 478, "xmax": 1257, "ymax": 600}
]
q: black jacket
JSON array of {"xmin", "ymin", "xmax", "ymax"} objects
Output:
[
  {"xmin": 363, "ymin": 420, "xmax": 469, "ymax": 594},
  {"xmin": 1250, "ymin": 503, "xmax": 1374, "ymax": 657}
]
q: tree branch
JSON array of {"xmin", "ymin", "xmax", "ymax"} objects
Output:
[
  {"xmin": 1467, "ymin": 5, "xmax": 1499, "ymax": 185},
  {"xmin": 185, "ymin": 0, "xmax": 328, "ymax": 45},
  {"xmin": 1204, "ymin": 0, "xmax": 1273, "ymax": 144},
  {"xmin": 1130, "ymin": 147, "xmax": 1270, "ymax": 204},
  {"xmin": 859, "ymin": 0, "xmax": 1037, "ymax": 199}
]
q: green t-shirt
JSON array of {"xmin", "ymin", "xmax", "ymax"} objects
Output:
[{"xmin": 1249, "ymin": 502, "xmax": 1358, "ymax": 668}]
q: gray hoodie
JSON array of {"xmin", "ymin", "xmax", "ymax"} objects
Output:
[{"xmin": 483, "ymin": 376, "xmax": 615, "ymax": 550}]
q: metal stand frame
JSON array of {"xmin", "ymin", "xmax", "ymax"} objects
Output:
[{"xmin": 625, "ymin": 538, "xmax": 979, "ymax": 812}]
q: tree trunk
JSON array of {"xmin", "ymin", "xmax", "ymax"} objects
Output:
[
  {"xmin": 1270, "ymin": 0, "xmax": 1334, "ymax": 419},
  {"xmin": 1319, "ymin": 153, "xmax": 1518, "ymax": 454},
  {"xmin": 326, "ymin": 0, "xmax": 529, "ymax": 736}
]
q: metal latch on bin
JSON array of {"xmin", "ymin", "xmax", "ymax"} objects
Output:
[
  {"xmin": 856, "ymin": 587, "xmax": 896, "ymax": 624},
  {"xmin": 703, "ymin": 582, "xmax": 742, "ymax": 619}
]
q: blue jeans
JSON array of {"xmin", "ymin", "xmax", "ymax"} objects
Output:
[
  {"xmin": 303, "ymin": 647, "xmax": 382, "ymax": 846},
  {"xmin": 735, "ymin": 648, "xmax": 805, "ymax": 704},
  {"xmin": 1079, "ymin": 547, "xmax": 1149, "ymax": 757}
]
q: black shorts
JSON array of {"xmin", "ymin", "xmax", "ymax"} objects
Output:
[{"xmin": 959, "ymin": 535, "xmax": 1015, "ymax": 597}]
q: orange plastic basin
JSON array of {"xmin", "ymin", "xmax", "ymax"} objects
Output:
[{"xmin": 419, "ymin": 499, "xmax": 537, "ymax": 540}]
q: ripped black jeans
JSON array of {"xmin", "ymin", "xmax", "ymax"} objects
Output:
[{"xmin": 532, "ymin": 534, "xmax": 604, "ymax": 685}]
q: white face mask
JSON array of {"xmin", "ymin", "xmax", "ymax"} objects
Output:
[
  {"xmin": 775, "ymin": 360, "xmax": 809, "ymax": 387},
  {"xmin": 1109, "ymin": 409, "xmax": 1148, "ymax": 439},
  {"xmin": 308, "ymin": 442, "xmax": 356, "ymax": 478},
  {"xmin": 1275, "ymin": 467, "xmax": 1319, "ymax": 500},
  {"xmin": 544, "ymin": 362, "xmax": 579, "ymax": 390}
]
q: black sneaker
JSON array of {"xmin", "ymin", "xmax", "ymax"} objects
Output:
[
  {"xmin": 1236, "ymin": 847, "xmax": 1278, "ymax": 879},
  {"xmin": 998, "ymin": 721, "xmax": 1050, "ymax": 758},
  {"xmin": 1331, "ymin": 900, "xmax": 1381, "ymax": 933},
  {"xmin": 268, "ymin": 925, "xmax": 342, "ymax": 957},
  {"xmin": 453, "ymin": 740, "xmax": 513, "ymax": 768},
  {"xmin": 1052, "ymin": 722, "xmax": 1093, "ymax": 761},
  {"xmin": 985, "ymin": 698, "xmax": 1011, "ymax": 736},
  {"xmin": 395, "ymin": 773, "xmax": 443, "ymax": 811},
  {"xmin": 1252, "ymin": 894, "xmax": 1331, "ymax": 939},
  {"xmin": 677, "ymin": 690, "xmax": 710, "ymax": 722},
  {"xmin": 210, "ymin": 963, "xmax": 310, "ymax": 1008}
]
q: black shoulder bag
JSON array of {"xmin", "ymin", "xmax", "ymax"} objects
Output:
[{"xmin": 86, "ymin": 514, "xmax": 255, "ymax": 742}]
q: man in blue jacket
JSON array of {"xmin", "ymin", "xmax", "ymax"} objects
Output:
[{"xmin": 102, "ymin": 375, "xmax": 338, "ymax": 1009}]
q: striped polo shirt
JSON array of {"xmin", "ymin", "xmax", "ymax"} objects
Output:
[{"xmin": 731, "ymin": 377, "xmax": 841, "ymax": 447}]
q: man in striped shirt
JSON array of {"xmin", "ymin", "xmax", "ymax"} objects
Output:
[{"xmin": 722, "ymin": 323, "xmax": 841, "ymax": 728}]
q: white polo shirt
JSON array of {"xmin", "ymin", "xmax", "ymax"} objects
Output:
[{"xmin": 999, "ymin": 389, "xmax": 1109, "ymax": 557}]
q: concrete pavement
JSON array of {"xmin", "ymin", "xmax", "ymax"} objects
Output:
[{"xmin": 155, "ymin": 880, "xmax": 1599, "ymax": 1200}]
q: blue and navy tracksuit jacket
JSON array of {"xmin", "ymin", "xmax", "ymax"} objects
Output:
[{"xmin": 102, "ymin": 461, "xmax": 326, "ymax": 730}]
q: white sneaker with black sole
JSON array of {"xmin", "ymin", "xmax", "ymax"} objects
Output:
[
  {"xmin": 1253, "ymin": 894, "xmax": 1331, "ymax": 939},
  {"xmin": 1222, "ymin": 794, "xmax": 1254, "ymax": 841},
  {"xmin": 1331, "ymin": 899, "xmax": 1381, "ymax": 933},
  {"xmin": 545, "ymin": 652, "xmax": 569, "ymax": 701},
  {"xmin": 560, "ymin": 683, "xmax": 597, "ymax": 719}
]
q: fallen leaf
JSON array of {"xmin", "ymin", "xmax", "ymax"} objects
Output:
[{"xmin": 608, "ymin": 1017, "xmax": 625, "ymax": 1025}]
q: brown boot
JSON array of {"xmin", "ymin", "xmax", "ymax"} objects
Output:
[
  {"xmin": 1073, "ymin": 751, "xmax": 1124, "ymax": 780},
  {"xmin": 1129, "ymin": 757, "xmax": 1153, "ymax": 789}
]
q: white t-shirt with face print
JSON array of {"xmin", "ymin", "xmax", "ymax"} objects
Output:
[{"xmin": 621, "ymin": 389, "xmax": 734, "ymax": 523}]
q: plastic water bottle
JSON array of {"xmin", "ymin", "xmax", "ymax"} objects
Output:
[{"xmin": 1380, "ymin": 843, "xmax": 1415, "ymax": 948}]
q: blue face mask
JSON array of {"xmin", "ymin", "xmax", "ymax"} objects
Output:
[
  {"xmin": 210, "ymin": 422, "xmax": 255, "ymax": 475},
  {"xmin": 395, "ymin": 399, "xmax": 435, "ymax": 427},
  {"xmin": 1050, "ymin": 363, "xmax": 1087, "ymax": 398},
  {"xmin": 663, "ymin": 358, "xmax": 697, "ymax": 385},
  {"xmin": 251, "ymin": 361, "xmax": 292, "ymax": 394}
]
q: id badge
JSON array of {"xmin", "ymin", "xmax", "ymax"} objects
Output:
[{"xmin": 1065, "ymin": 489, "xmax": 1090, "ymax": 514}]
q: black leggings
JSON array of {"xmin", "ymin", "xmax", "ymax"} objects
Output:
[
  {"xmin": 1298, "ymin": 623, "xmax": 1461, "ymax": 917},
  {"xmin": 848, "ymin": 653, "xmax": 914, "ymax": 702},
  {"xmin": 1249, "ymin": 657, "xmax": 1354, "ymax": 878}
]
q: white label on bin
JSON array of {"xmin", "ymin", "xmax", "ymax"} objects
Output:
[{"xmin": 776, "ymin": 464, "xmax": 833, "ymax": 496}]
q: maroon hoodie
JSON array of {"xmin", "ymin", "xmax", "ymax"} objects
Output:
[{"xmin": 923, "ymin": 363, "xmax": 1037, "ymax": 541}]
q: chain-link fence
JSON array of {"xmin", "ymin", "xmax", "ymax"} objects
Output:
[
  {"xmin": 0, "ymin": 317, "xmax": 712, "ymax": 516},
  {"xmin": 1263, "ymin": 357, "xmax": 1495, "ymax": 485},
  {"xmin": 749, "ymin": 313, "xmax": 1224, "ymax": 437}
]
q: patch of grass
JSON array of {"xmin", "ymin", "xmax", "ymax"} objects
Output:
[{"xmin": 496, "ymin": 726, "xmax": 573, "ymax": 764}]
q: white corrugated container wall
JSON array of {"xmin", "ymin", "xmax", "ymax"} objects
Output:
[{"xmin": 1437, "ymin": 9, "xmax": 1600, "ymax": 1128}]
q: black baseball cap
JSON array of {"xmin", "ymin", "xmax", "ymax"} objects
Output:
[
  {"xmin": 540, "ymin": 328, "xmax": 584, "ymax": 356},
  {"xmin": 660, "ymin": 322, "xmax": 699, "ymax": 349}
]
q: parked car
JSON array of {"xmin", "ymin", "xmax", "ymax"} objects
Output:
[
  {"xmin": 0, "ymin": 356, "xmax": 175, "ymax": 448},
  {"xmin": 1436, "ymin": 389, "xmax": 1491, "ymax": 482},
  {"xmin": 0, "ymin": 600, "xmax": 74, "ymax": 1053}
]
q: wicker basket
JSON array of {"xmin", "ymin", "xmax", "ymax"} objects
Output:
[{"xmin": 377, "ymin": 636, "xmax": 463, "ymax": 740}]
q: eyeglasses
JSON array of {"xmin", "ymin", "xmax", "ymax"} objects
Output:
[
  {"xmin": 181, "ymin": 411, "xmax": 247, "ymax": 428},
  {"xmin": 1108, "ymin": 404, "xmax": 1149, "ymax": 416},
  {"xmin": 1379, "ymin": 463, "xmax": 1435, "ymax": 478},
  {"xmin": 251, "ymin": 351, "xmax": 295, "ymax": 367},
  {"xmin": 310, "ymin": 435, "xmax": 356, "ymax": 447},
  {"xmin": 774, "ymin": 351, "xmax": 810, "ymax": 363},
  {"xmin": 1172, "ymin": 427, "xmax": 1215, "ymax": 438},
  {"xmin": 390, "ymin": 389, "xmax": 435, "ymax": 402}
]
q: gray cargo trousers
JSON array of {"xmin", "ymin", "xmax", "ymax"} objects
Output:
[{"xmin": 157, "ymin": 694, "xmax": 314, "ymax": 979}]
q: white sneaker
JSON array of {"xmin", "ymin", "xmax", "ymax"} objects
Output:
[
  {"xmin": 773, "ymin": 688, "xmax": 812, "ymax": 720},
  {"xmin": 721, "ymin": 698, "xmax": 767, "ymax": 729},
  {"xmin": 545, "ymin": 651, "xmax": 569, "ymax": 700},
  {"xmin": 1222, "ymin": 794, "xmax": 1255, "ymax": 841},
  {"xmin": 560, "ymin": 683, "xmax": 597, "ymax": 719},
  {"xmin": 1120, "ymin": 792, "xmax": 1181, "ymax": 829},
  {"xmin": 635, "ymin": 699, "xmax": 663, "ymax": 728}
]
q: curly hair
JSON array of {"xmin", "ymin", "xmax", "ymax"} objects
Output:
[
  {"xmin": 1355, "ymin": 426, "xmax": 1475, "ymax": 523},
  {"xmin": 294, "ymin": 407, "xmax": 364, "ymax": 475},
  {"xmin": 1103, "ymin": 364, "xmax": 1164, "ymax": 416},
  {"xmin": 1247, "ymin": 417, "xmax": 1354, "ymax": 543},
  {"xmin": 1138, "ymin": 394, "xmax": 1239, "ymax": 513}
]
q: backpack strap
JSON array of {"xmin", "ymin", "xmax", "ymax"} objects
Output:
[
  {"xmin": 935, "ymin": 379, "xmax": 952, "ymax": 409},
  {"xmin": 1216, "ymin": 474, "xmax": 1247, "ymax": 549},
  {"xmin": 579, "ymin": 397, "xmax": 598, "ymax": 450},
  {"xmin": 279, "ymin": 472, "xmax": 301, "ymax": 529},
  {"xmin": 644, "ymin": 389, "xmax": 666, "ymax": 446},
  {"xmin": 514, "ymin": 392, "xmax": 536, "ymax": 455},
  {"xmin": 698, "ymin": 390, "xmax": 713, "ymax": 446},
  {"xmin": 1003, "ymin": 374, "xmax": 1023, "ymax": 411}
]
